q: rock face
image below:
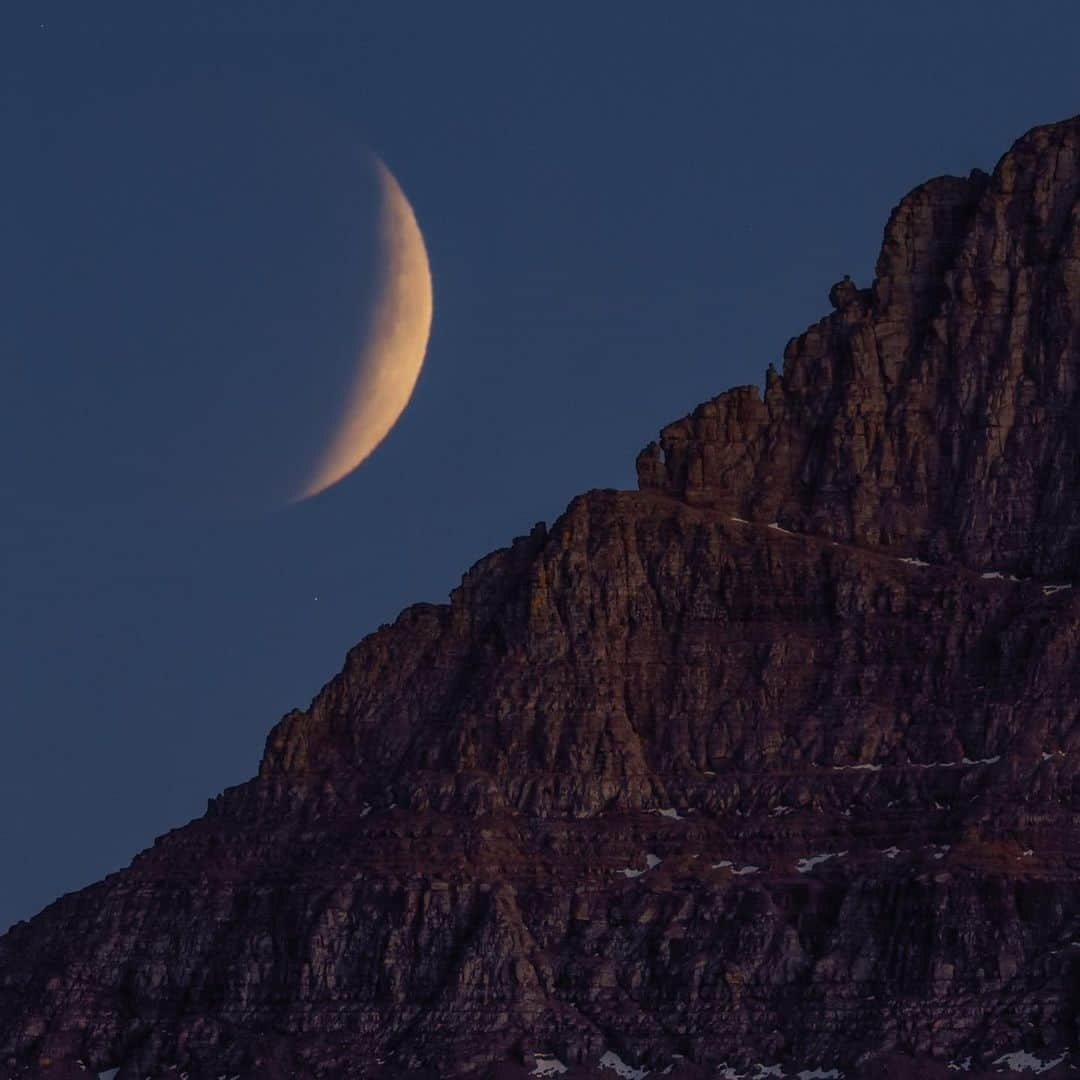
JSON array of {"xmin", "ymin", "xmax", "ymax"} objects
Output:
[
  {"xmin": 638, "ymin": 118, "xmax": 1080, "ymax": 578},
  {"xmin": 5, "ymin": 117, "xmax": 1080, "ymax": 1080}
]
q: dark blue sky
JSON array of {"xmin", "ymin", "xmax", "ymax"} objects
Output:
[{"xmin": 3, "ymin": 3, "xmax": 1078, "ymax": 931}]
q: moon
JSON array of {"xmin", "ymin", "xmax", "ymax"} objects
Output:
[{"xmin": 297, "ymin": 157, "xmax": 433, "ymax": 501}]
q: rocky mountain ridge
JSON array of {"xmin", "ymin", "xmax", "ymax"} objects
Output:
[{"xmin": 4, "ymin": 115, "xmax": 1080, "ymax": 1079}]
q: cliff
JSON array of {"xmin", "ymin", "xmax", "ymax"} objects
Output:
[{"xmin": 4, "ymin": 116, "xmax": 1080, "ymax": 1080}]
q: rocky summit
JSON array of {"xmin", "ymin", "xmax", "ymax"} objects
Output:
[{"xmin": 5, "ymin": 115, "xmax": 1080, "ymax": 1080}]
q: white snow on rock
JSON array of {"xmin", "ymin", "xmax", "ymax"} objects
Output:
[
  {"xmin": 766, "ymin": 522, "xmax": 791, "ymax": 533},
  {"xmin": 796, "ymin": 852, "xmax": 847, "ymax": 873},
  {"xmin": 1043, "ymin": 584, "xmax": 1073, "ymax": 596},
  {"xmin": 771, "ymin": 805, "xmax": 794, "ymax": 816},
  {"xmin": 718, "ymin": 1064, "xmax": 832, "ymax": 1079},
  {"xmin": 881, "ymin": 846, "xmax": 902, "ymax": 859},
  {"xmin": 618, "ymin": 854, "xmax": 661, "ymax": 878},
  {"xmin": 532, "ymin": 1054, "xmax": 569, "ymax": 1076},
  {"xmin": 712, "ymin": 859, "xmax": 760, "ymax": 874},
  {"xmin": 599, "ymin": 1050, "xmax": 650, "ymax": 1078},
  {"xmin": 932, "ymin": 844, "xmax": 951, "ymax": 860},
  {"xmin": 948, "ymin": 1057, "xmax": 972, "ymax": 1071},
  {"xmin": 832, "ymin": 763, "xmax": 883, "ymax": 772},
  {"xmin": 649, "ymin": 807, "xmax": 685, "ymax": 820},
  {"xmin": 731, "ymin": 516, "xmax": 749, "ymax": 524},
  {"xmin": 900, "ymin": 557, "xmax": 931, "ymax": 567},
  {"xmin": 913, "ymin": 756, "xmax": 999, "ymax": 769},
  {"xmin": 992, "ymin": 1050, "xmax": 1067, "ymax": 1073}
]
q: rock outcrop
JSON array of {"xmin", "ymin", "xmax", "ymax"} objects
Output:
[
  {"xmin": 5, "ymin": 116, "xmax": 1080, "ymax": 1080},
  {"xmin": 638, "ymin": 118, "xmax": 1080, "ymax": 578}
]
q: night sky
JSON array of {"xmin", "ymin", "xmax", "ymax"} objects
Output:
[{"xmin": 4, "ymin": 3, "xmax": 1079, "ymax": 931}]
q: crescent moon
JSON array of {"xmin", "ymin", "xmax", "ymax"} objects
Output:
[{"xmin": 297, "ymin": 157, "xmax": 433, "ymax": 500}]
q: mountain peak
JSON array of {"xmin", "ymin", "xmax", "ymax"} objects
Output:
[
  {"xmin": 639, "ymin": 114, "xmax": 1080, "ymax": 578},
  {"xmin": 6, "ymin": 115, "xmax": 1080, "ymax": 1080}
]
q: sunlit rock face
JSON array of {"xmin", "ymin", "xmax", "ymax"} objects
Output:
[{"xmin": 5, "ymin": 118, "xmax": 1080, "ymax": 1080}]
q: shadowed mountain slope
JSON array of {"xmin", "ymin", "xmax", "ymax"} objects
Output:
[{"xmin": 5, "ymin": 116, "xmax": 1080, "ymax": 1080}]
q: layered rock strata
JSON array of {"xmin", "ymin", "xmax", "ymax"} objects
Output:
[{"xmin": 5, "ymin": 116, "xmax": 1080, "ymax": 1079}]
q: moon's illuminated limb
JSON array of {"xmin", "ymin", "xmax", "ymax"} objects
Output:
[{"xmin": 297, "ymin": 157, "xmax": 433, "ymax": 500}]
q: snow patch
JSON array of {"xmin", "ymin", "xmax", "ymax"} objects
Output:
[
  {"xmin": 832, "ymin": 763, "xmax": 883, "ymax": 772},
  {"xmin": 618, "ymin": 854, "xmax": 661, "ymax": 879},
  {"xmin": 771, "ymin": 805, "xmax": 794, "ymax": 816},
  {"xmin": 649, "ymin": 807, "xmax": 685, "ymax": 820},
  {"xmin": 712, "ymin": 859, "xmax": 760, "ymax": 875},
  {"xmin": 731, "ymin": 516, "xmax": 749, "ymax": 524},
  {"xmin": 992, "ymin": 1050, "xmax": 1067, "ymax": 1073},
  {"xmin": 532, "ymin": 1054, "xmax": 569, "ymax": 1076},
  {"xmin": 932, "ymin": 844, "xmax": 951, "ymax": 860},
  {"xmin": 1043, "ymin": 584, "xmax": 1073, "ymax": 596},
  {"xmin": 913, "ymin": 756, "xmax": 999, "ymax": 769},
  {"xmin": 948, "ymin": 1057, "xmax": 972, "ymax": 1071},
  {"xmin": 881, "ymin": 846, "xmax": 902, "ymax": 859},
  {"xmin": 766, "ymin": 522, "xmax": 791, "ymax": 533},
  {"xmin": 718, "ymin": 1065, "xmax": 827, "ymax": 1080},
  {"xmin": 900, "ymin": 557, "xmax": 930, "ymax": 567},
  {"xmin": 796, "ymin": 852, "xmax": 847, "ymax": 873},
  {"xmin": 599, "ymin": 1050, "xmax": 649, "ymax": 1078}
]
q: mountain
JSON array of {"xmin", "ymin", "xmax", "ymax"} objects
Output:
[{"xmin": 5, "ymin": 115, "xmax": 1080, "ymax": 1080}]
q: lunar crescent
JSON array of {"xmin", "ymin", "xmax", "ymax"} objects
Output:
[{"xmin": 297, "ymin": 157, "xmax": 433, "ymax": 500}]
